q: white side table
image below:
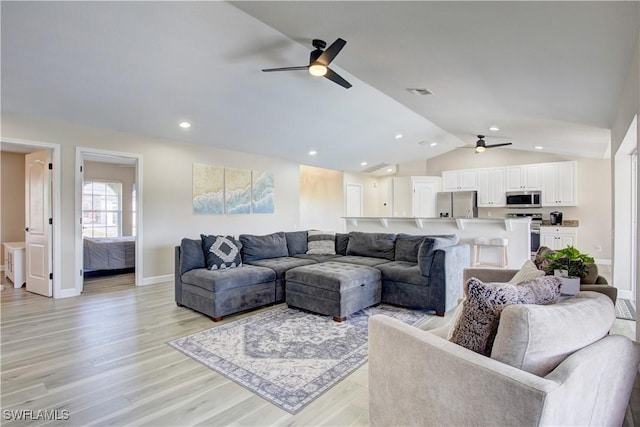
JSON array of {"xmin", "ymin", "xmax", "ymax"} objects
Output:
[{"xmin": 4, "ymin": 242, "xmax": 26, "ymax": 288}]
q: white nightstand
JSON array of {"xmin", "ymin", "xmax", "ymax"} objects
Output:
[{"xmin": 4, "ymin": 242, "xmax": 26, "ymax": 288}]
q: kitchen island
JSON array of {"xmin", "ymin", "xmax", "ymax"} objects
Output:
[{"xmin": 343, "ymin": 216, "xmax": 531, "ymax": 269}]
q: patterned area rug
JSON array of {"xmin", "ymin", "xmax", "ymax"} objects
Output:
[
  {"xmin": 168, "ymin": 304, "xmax": 429, "ymax": 414},
  {"xmin": 616, "ymin": 299, "xmax": 636, "ymax": 321}
]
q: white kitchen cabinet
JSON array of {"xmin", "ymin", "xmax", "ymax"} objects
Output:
[
  {"xmin": 3, "ymin": 242, "xmax": 26, "ymax": 288},
  {"xmin": 541, "ymin": 161, "xmax": 577, "ymax": 207},
  {"xmin": 442, "ymin": 170, "xmax": 477, "ymax": 192},
  {"xmin": 540, "ymin": 227, "xmax": 577, "ymax": 250},
  {"xmin": 477, "ymin": 168, "xmax": 506, "ymax": 207},
  {"xmin": 505, "ymin": 164, "xmax": 541, "ymax": 191}
]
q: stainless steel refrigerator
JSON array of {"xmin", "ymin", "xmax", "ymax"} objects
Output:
[{"xmin": 436, "ymin": 191, "xmax": 478, "ymax": 218}]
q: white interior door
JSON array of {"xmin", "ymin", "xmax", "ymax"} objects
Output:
[
  {"xmin": 25, "ymin": 149, "xmax": 52, "ymax": 297},
  {"xmin": 346, "ymin": 183, "xmax": 363, "ymax": 217},
  {"xmin": 413, "ymin": 181, "xmax": 438, "ymax": 217}
]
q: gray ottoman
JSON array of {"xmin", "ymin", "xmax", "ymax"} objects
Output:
[{"xmin": 285, "ymin": 261, "xmax": 382, "ymax": 322}]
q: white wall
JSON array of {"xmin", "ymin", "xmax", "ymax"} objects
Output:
[
  {"xmin": 343, "ymin": 171, "xmax": 386, "ymax": 217},
  {"xmin": 299, "ymin": 165, "xmax": 344, "ymax": 232},
  {"xmin": 2, "ymin": 112, "xmax": 302, "ymax": 290}
]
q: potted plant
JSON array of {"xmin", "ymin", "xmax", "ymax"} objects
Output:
[{"xmin": 544, "ymin": 245, "xmax": 594, "ymax": 295}]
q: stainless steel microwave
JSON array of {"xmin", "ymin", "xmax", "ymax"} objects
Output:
[{"xmin": 506, "ymin": 191, "xmax": 541, "ymax": 208}]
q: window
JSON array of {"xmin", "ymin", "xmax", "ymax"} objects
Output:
[{"xmin": 82, "ymin": 180, "xmax": 122, "ymax": 238}]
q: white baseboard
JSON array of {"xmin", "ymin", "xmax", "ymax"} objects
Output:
[
  {"xmin": 594, "ymin": 258, "xmax": 612, "ymax": 265},
  {"xmin": 142, "ymin": 274, "xmax": 173, "ymax": 286},
  {"xmin": 55, "ymin": 288, "xmax": 80, "ymax": 299},
  {"xmin": 617, "ymin": 289, "xmax": 634, "ymax": 300}
]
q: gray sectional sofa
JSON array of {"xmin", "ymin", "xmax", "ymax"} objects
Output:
[{"xmin": 174, "ymin": 231, "xmax": 470, "ymax": 321}]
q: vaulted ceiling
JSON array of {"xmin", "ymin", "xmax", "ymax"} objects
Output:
[{"xmin": 2, "ymin": 1, "xmax": 638, "ymax": 172}]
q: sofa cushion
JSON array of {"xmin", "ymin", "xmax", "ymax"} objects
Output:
[
  {"xmin": 508, "ymin": 259, "xmax": 545, "ymax": 284},
  {"xmin": 306, "ymin": 230, "xmax": 336, "ymax": 255},
  {"xmin": 245, "ymin": 256, "xmax": 317, "ymax": 279},
  {"xmin": 346, "ymin": 232, "xmax": 396, "ymax": 261},
  {"xmin": 181, "ymin": 265, "xmax": 276, "ymax": 293},
  {"xmin": 180, "ymin": 238, "xmax": 206, "ymax": 275},
  {"xmin": 294, "ymin": 253, "xmax": 342, "ymax": 263},
  {"xmin": 376, "ymin": 261, "xmax": 427, "ymax": 286},
  {"xmin": 449, "ymin": 276, "xmax": 561, "ymax": 356},
  {"xmin": 239, "ymin": 232, "xmax": 288, "ymax": 262},
  {"xmin": 581, "ymin": 263, "xmax": 599, "ymax": 284},
  {"xmin": 201, "ymin": 234, "xmax": 243, "ymax": 270},
  {"xmin": 417, "ymin": 235, "xmax": 459, "ymax": 276},
  {"xmin": 491, "ymin": 291, "xmax": 615, "ymax": 376},
  {"xmin": 335, "ymin": 233, "xmax": 349, "ymax": 255},
  {"xmin": 394, "ymin": 234, "xmax": 426, "ymax": 262},
  {"xmin": 285, "ymin": 231, "xmax": 308, "ymax": 256},
  {"xmin": 333, "ymin": 255, "xmax": 392, "ymax": 267}
]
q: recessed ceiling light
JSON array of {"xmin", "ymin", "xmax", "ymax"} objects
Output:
[
  {"xmin": 309, "ymin": 150, "xmax": 317, "ymax": 156},
  {"xmin": 534, "ymin": 146, "xmax": 544, "ymax": 150},
  {"xmin": 361, "ymin": 162, "xmax": 368, "ymax": 166},
  {"xmin": 430, "ymin": 142, "xmax": 438, "ymax": 147},
  {"xmin": 395, "ymin": 133, "xmax": 403, "ymax": 140},
  {"xmin": 489, "ymin": 126, "xmax": 499, "ymax": 131},
  {"xmin": 179, "ymin": 121, "xmax": 191, "ymax": 129}
]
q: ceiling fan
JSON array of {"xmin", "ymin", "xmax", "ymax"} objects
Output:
[
  {"xmin": 261, "ymin": 38, "xmax": 352, "ymax": 89},
  {"xmin": 469, "ymin": 135, "xmax": 513, "ymax": 153}
]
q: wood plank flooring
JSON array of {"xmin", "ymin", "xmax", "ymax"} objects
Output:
[{"xmin": 1, "ymin": 273, "xmax": 638, "ymax": 426}]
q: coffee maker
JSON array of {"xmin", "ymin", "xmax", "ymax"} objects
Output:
[{"xmin": 550, "ymin": 211, "xmax": 563, "ymax": 225}]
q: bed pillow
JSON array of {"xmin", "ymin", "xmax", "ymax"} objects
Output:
[
  {"xmin": 239, "ymin": 232, "xmax": 288, "ymax": 262},
  {"xmin": 449, "ymin": 276, "xmax": 561, "ymax": 356},
  {"xmin": 508, "ymin": 259, "xmax": 546, "ymax": 284},
  {"xmin": 201, "ymin": 235, "xmax": 243, "ymax": 270},
  {"xmin": 306, "ymin": 230, "xmax": 336, "ymax": 255}
]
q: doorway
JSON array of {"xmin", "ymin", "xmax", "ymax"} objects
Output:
[
  {"xmin": 75, "ymin": 147, "xmax": 143, "ymax": 294},
  {"xmin": 1, "ymin": 138, "xmax": 62, "ymax": 297},
  {"xmin": 345, "ymin": 183, "xmax": 363, "ymax": 217}
]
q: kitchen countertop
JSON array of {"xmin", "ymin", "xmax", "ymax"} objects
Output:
[{"xmin": 540, "ymin": 220, "xmax": 579, "ymax": 227}]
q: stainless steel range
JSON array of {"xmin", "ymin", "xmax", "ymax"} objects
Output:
[{"xmin": 506, "ymin": 213, "xmax": 542, "ymax": 254}]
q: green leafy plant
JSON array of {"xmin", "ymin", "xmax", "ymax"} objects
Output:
[{"xmin": 543, "ymin": 245, "xmax": 594, "ymax": 278}]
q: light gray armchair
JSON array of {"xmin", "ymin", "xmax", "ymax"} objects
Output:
[{"xmin": 369, "ymin": 291, "xmax": 640, "ymax": 426}]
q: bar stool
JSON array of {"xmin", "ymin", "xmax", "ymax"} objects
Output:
[{"xmin": 473, "ymin": 237, "xmax": 509, "ymax": 268}]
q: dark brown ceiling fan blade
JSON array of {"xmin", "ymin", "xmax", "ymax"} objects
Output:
[
  {"xmin": 262, "ymin": 66, "xmax": 309, "ymax": 72},
  {"xmin": 486, "ymin": 143, "xmax": 513, "ymax": 148},
  {"xmin": 317, "ymin": 38, "xmax": 346, "ymax": 66},
  {"xmin": 324, "ymin": 68, "xmax": 352, "ymax": 89}
]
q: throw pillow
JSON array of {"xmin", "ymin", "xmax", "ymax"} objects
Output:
[
  {"xmin": 533, "ymin": 246, "xmax": 555, "ymax": 274},
  {"xmin": 306, "ymin": 230, "xmax": 336, "ymax": 255},
  {"xmin": 449, "ymin": 276, "xmax": 561, "ymax": 356},
  {"xmin": 201, "ymin": 234, "xmax": 243, "ymax": 270},
  {"xmin": 508, "ymin": 259, "xmax": 546, "ymax": 284}
]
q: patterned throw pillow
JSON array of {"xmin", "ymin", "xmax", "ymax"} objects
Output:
[
  {"xmin": 508, "ymin": 259, "xmax": 546, "ymax": 284},
  {"xmin": 306, "ymin": 230, "xmax": 336, "ymax": 255},
  {"xmin": 201, "ymin": 234, "xmax": 243, "ymax": 270},
  {"xmin": 449, "ymin": 276, "xmax": 561, "ymax": 356},
  {"xmin": 533, "ymin": 246, "xmax": 555, "ymax": 274}
]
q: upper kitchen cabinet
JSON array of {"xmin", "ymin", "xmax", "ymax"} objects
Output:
[
  {"xmin": 477, "ymin": 168, "xmax": 506, "ymax": 207},
  {"xmin": 541, "ymin": 161, "xmax": 577, "ymax": 206},
  {"xmin": 442, "ymin": 170, "xmax": 478, "ymax": 192},
  {"xmin": 505, "ymin": 164, "xmax": 541, "ymax": 191}
]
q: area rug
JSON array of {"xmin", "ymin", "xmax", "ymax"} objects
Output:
[
  {"xmin": 168, "ymin": 304, "xmax": 429, "ymax": 414},
  {"xmin": 616, "ymin": 299, "xmax": 636, "ymax": 321}
]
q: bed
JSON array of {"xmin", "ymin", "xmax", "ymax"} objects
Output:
[{"xmin": 83, "ymin": 236, "xmax": 136, "ymax": 271}]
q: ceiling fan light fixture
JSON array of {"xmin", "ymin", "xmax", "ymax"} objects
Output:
[
  {"xmin": 475, "ymin": 146, "xmax": 486, "ymax": 153},
  {"xmin": 308, "ymin": 63, "xmax": 327, "ymax": 77}
]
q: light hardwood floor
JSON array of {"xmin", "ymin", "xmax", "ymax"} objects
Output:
[{"xmin": 1, "ymin": 273, "xmax": 638, "ymax": 426}]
